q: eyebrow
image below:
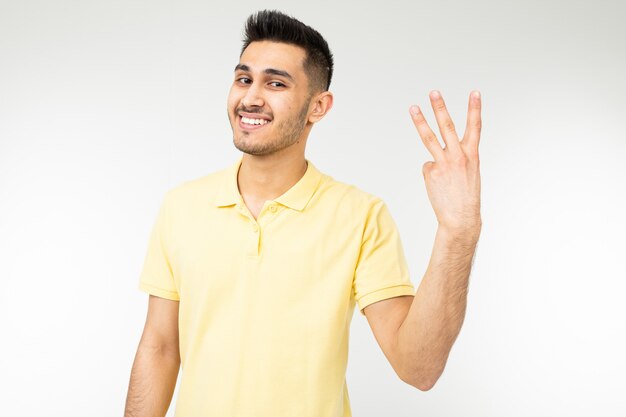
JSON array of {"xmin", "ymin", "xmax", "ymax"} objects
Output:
[{"xmin": 234, "ymin": 64, "xmax": 294, "ymax": 81}]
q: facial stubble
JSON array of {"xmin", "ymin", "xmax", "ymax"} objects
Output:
[{"xmin": 231, "ymin": 98, "xmax": 311, "ymax": 156}]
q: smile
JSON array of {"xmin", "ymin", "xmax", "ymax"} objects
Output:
[{"xmin": 238, "ymin": 115, "xmax": 272, "ymax": 131}]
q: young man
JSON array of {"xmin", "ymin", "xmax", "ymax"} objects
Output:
[{"xmin": 124, "ymin": 9, "xmax": 482, "ymax": 417}]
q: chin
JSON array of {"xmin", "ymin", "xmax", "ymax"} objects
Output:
[{"xmin": 232, "ymin": 137, "xmax": 265, "ymax": 156}]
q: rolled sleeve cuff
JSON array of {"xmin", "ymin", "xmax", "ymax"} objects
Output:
[
  {"xmin": 357, "ymin": 284, "xmax": 415, "ymax": 316},
  {"xmin": 139, "ymin": 282, "xmax": 180, "ymax": 301}
]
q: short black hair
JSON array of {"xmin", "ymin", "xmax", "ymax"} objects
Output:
[{"xmin": 240, "ymin": 10, "xmax": 334, "ymax": 94}]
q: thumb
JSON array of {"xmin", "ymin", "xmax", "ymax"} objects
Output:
[{"xmin": 422, "ymin": 161, "xmax": 435, "ymax": 179}]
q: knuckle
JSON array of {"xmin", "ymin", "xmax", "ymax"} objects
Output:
[
  {"xmin": 434, "ymin": 102, "xmax": 447, "ymax": 112},
  {"xmin": 443, "ymin": 120, "xmax": 456, "ymax": 132},
  {"xmin": 414, "ymin": 114, "xmax": 427, "ymax": 125},
  {"xmin": 465, "ymin": 148, "xmax": 479, "ymax": 160},
  {"xmin": 452, "ymin": 152, "xmax": 468, "ymax": 166}
]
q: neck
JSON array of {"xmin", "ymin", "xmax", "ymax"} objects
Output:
[{"xmin": 237, "ymin": 152, "xmax": 308, "ymax": 202}]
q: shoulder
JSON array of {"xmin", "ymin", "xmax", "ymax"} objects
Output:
[
  {"xmin": 316, "ymin": 171, "xmax": 387, "ymax": 218},
  {"xmin": 160, "ymin": 163, "xmax": 232, "ymax": 209}
]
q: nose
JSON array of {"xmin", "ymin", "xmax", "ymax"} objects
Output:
[{"xmin": 241, "ymin": 83, "xmax": 265, "ymax": 108}]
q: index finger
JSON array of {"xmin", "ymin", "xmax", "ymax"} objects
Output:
[{"xmin": 409, "ymin": 105, "xmax": 446, "ymax": 162}]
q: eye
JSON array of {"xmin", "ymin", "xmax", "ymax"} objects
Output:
[
  {"xmin": 269, "ymin": 81, "xmax": 286, "ymax": 88},
  {"xmin": 236, "ymin": 77, "xmax": 251, "ymax": 84}
]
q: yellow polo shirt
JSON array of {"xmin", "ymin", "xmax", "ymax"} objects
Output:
[{"xmin": 138, "ymin": 155, "xmax": 416, "ymax": 417}]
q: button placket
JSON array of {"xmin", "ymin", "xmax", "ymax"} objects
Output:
[
  {"xmin": 246, "ymin": 219, "xmax": 260, "ymax": 257},
  {"xmin": 246, "ymin": 201, "xmax": 280, "ymax": 258}
]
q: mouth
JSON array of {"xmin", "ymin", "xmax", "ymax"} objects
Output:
[{"xmin": 237, "ymin": 113, "xmax": 272, "ymax": 131}]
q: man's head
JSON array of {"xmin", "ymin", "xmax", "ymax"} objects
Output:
[
  {"xmin": 241, "ymin": 10, "xmax": 334, "ymax": 95},
  {"xmin": 227, "ymin": 10, "xmax": 334, "ymax": 157}
]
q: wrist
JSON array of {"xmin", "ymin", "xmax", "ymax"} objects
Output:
[{"xmin": 437, "ymin": 221, "xmax": 482, "ymax": 241}]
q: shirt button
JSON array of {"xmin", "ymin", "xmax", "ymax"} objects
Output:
[
  {"xmin": 269, "ymin": 205, "xmax": 277, "ymax": 213},
  {"xmin": 252, "ymin": 224, "xmax": 259, "ymax": 232}
]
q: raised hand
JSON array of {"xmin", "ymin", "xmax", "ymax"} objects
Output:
[{"xmin": 409, "ymin": 90, "xmax": 482, "ymax": 233}]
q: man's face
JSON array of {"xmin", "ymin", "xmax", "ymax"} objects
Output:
[{"xmin": 227, "ymin": 41, "xmax": 314, "ymax": 156}]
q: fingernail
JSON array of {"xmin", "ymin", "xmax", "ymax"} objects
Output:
[
  {"xmin": 472, "ymin": 91, "xmax": 481, "ymax": 99},
  {"xmin": 430, "ymin": 90, "xmax": 440, "ymax": 99},
  {"xmin": 409, "ymin": 105, "xmax": 420, "ymax": 116}
]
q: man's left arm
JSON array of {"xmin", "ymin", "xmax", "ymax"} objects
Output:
[
  {"xmin": 396, "ymin": 224, "xmax": 480, "ymax": 390},
  {"xmin": 397, "ymin": 90, "xmax": 483, "ymax": 390}
]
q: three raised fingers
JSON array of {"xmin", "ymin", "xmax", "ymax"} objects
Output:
[{"xmin": 409, "ymin": 90, "xmax": 482, "ymax": 161}]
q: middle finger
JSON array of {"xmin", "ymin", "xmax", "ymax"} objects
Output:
[{"xmin": 429, "ymin": 90, "xmax": 462, "ymax": 153}]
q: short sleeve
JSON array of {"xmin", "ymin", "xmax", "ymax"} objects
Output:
[
  {"xmin": 353, "ymin": 199, "xmax": 415, "ymax": 316},
  {"xmin": 138, "ymin": 191, "xmax": 180, "ymax": 301}
]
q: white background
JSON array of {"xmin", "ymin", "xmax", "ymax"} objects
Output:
[{"xmin": 1, "ymin": 0, "xmax": 625, "ymax": 416}]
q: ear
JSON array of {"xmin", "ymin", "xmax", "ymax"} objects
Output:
[{"xmin": 308, "ymin": 91, "xmax": 334, "ymax": 124}]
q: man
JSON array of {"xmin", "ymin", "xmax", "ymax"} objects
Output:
[{"xmin": 124, "ymin": 9, "xmax": 482, "ymax": 417}]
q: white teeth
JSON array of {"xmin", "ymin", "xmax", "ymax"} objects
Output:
[{"xmin": 241, "ymin": 116, "xmax": 269, "ymax": 125}]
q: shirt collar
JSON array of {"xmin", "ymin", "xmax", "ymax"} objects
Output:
[{"xmin": 214, "ymin": 155, "xmax": 323, "ymax": 212}]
